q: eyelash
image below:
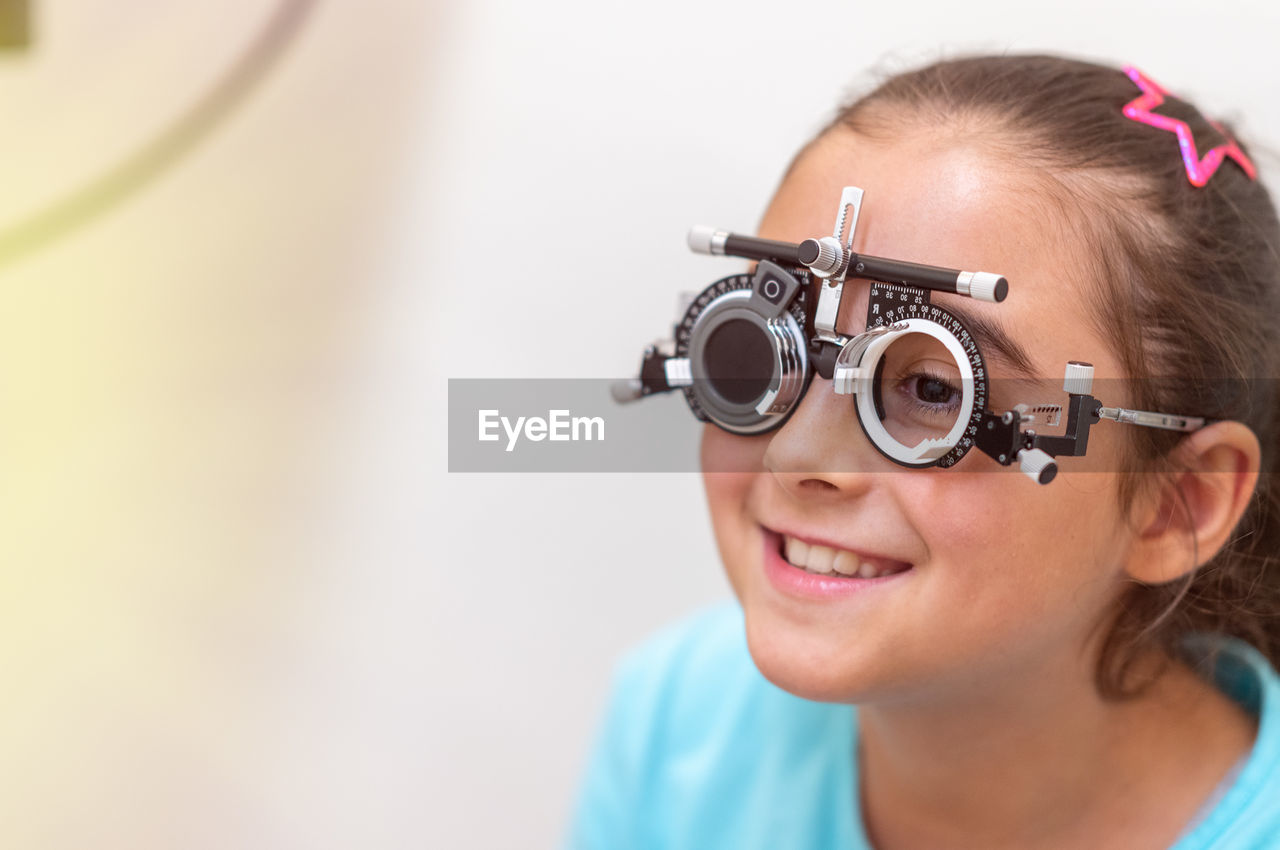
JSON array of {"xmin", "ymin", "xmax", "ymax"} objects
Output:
[{"xmin": 895, "ymin": 369, "xmax": 961, "ymax": 414}]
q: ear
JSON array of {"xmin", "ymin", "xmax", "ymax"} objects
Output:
[{"xmin": 1124, "ymin": 421, "xmax": 1261, "ymax": 585}]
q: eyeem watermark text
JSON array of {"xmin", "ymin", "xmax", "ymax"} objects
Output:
[{"xmin": 478, "ymin": 409, "xmax": 605, "ymax": 452}]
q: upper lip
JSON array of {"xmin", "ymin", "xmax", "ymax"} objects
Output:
[{"xmin": 762, "ymin": 523, "xmax": 913, "ymax": 569}]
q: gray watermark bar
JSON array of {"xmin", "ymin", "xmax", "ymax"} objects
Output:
[
  {"xmin": 448, "ymin": 377, "xmax": 1279, "ymax": 474},
  {"xmin": 448, "ymin": 379, "xmax": 700, "ymax": 472}
]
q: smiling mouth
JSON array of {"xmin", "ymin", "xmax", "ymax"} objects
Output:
[{"xmin": 775, "ymin": 532, "xmax": 913, "ymax": 579}]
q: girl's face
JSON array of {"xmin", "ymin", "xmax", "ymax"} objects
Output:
[{"xmin": 703, "ymin": 127, "xmax": 1142, "ymax": 705}]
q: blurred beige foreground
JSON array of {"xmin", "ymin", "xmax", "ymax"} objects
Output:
[{"xmin": 0, "ymin": 3, "xmax": 433, "ymax": 847}]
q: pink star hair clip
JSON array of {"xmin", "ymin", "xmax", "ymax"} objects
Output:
[{"xmin": 1121, "ymin": 65, "xmax": 1257, "ymax": 187}]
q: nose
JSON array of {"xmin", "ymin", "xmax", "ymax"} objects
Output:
[{"xmin": 762, "ymin": 374, "xmax": 886, "ymax": 500}]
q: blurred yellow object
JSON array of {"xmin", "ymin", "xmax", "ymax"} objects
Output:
[
  {"xmin": 0, "ymin": 1, "xmax": 313, "ymax": 266},
  {"xmin": 0, "ymin": 2, "xmax": 435, "ymax": 847},
  {"xmin": 0, "ymin": 0, "xmax": 30, "ymax": 50}
]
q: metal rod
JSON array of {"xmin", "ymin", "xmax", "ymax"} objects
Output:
[
  {"xmin": 1098, "ymin": 406, "xmax": 1206, "ymax": 432},
  {"xmin": 688, "ymin": 229, "xmax": 1007, "ymax": 302}
]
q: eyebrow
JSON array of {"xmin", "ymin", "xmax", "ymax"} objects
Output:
[{"xmin": 938, "ymin": 300, "xmax": 1039, "ymax": 379}]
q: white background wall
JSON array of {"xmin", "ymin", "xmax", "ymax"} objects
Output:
[{"xmin": 419, "ymin": 1, "xmax": 1279, "ymax": 847}]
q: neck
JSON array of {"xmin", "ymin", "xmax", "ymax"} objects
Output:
[{"xmin": 856, "ymin": 645, "xmax": 1256, "ymax": 849}]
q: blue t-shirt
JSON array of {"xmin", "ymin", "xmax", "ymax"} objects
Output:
[{"xmin": 567, "ymin": 602, "xmax": 1280, "ymax": 849}]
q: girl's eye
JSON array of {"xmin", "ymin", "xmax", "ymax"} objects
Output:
[
  {"xmin": 875, "ymin": 338, "xmax": 966, "ymax": 446},
  {"xmin": 879, "ymin": 363, "xmax": 965, "ymax": 448},
  {"xmin": 899, "ymin": 371, "xmax": 961, "ymax": 412},
  {"xmin": 911, "ymin": 375, "xmax": 958, "ymax": 407}
]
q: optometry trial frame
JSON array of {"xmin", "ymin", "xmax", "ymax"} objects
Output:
[{"xmin": 612, "ymin": 187, "xmax": 1207, "ymax": 484}]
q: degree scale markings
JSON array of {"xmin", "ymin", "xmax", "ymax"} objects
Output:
[{"xmin": 870, "ymin": 283, "xmax": 989, "ymax": 467}]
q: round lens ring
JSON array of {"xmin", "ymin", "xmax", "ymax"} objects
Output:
[
  {"xmin": 676, "ymin": 274, "xmax": 811, "ymax": 436},
  {"xmin": 875, "ymin": 330, "xmax": 966, "ymax": 452},
  {"xmin": 833, "ymin": 317, "xmax": 983, "ymax": 468}
]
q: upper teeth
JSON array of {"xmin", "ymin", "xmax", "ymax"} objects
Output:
[{"xmin": 783, "ymin": 535, "xmax": 901, "ymax": 579}]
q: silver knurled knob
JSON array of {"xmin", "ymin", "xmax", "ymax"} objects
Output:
[
  {"xmin": 1063, "ymin": 361, "xmax": 1094, "ymax": 396},
  {"xmin": 1018, "ymin": 447, "xmax": 1058, "ymax": 485},
  {"xmin": 807, "ymin": 236, "xmax": 845, "ymax": 277}
]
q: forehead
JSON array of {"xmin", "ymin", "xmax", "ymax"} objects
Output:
[{"xmin": 759, "ymin": 128, "xmax": 1118, "ymax": 384}]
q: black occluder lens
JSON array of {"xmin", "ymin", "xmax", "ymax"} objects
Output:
[{"xmin": 703, "ymin": 320, "xmax": 772, "ymax": 405}]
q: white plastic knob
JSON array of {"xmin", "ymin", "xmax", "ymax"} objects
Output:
[
  {"xmin": 1063, "ymin": 361, "xmax": 1094, "ymax": 396},
  {"xmin": 1018, "ymin": 447, "xmax": 1058, "ymax": 485},
  {"xmin": 965, "ymin": 272, "xmax": 1006, "ymax": 303},
  {"xmin": 611, "ymin": 379, "xmax": 643, "ymax": 403},
  {"xmin": 687, "ymin": 225, "xmax": 715, "ymax": 255}
]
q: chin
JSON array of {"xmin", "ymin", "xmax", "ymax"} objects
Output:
[{"xmin": 741, "ymin": 609, "xmax": 886, "ymax": 704}]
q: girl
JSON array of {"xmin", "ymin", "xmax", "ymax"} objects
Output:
[{"xmin": 570, "ymin": 55, "xmax": 1280, "ymax": 849}]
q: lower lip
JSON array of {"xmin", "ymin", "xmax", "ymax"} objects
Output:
[{"xmin": 761, "ymin": 528, "xmax": 914, "ymax": 600}]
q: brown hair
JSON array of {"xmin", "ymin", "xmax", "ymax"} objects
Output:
[{"xmin": 824, "ymin": 54, "xmax": 1280, "ymax": 698}]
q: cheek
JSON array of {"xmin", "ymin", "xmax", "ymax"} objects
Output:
[
  {"xmin": 919, "ymin": 419, "xmax": 1131, "ymax": 558},
  {"xmin": 700, "ymin": 425, "xmax": 763, "ymax": 533},
  {"xmin": 700, "ymin": 422, "xmax": 770, "ymax": 474},
  {"xmin": 700, "ymin": 425, "xmax": 769, "ymax": 594},
  {"xmin": 903, "ymin": 468, "xmax": 1129, "ymax": 632}
]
